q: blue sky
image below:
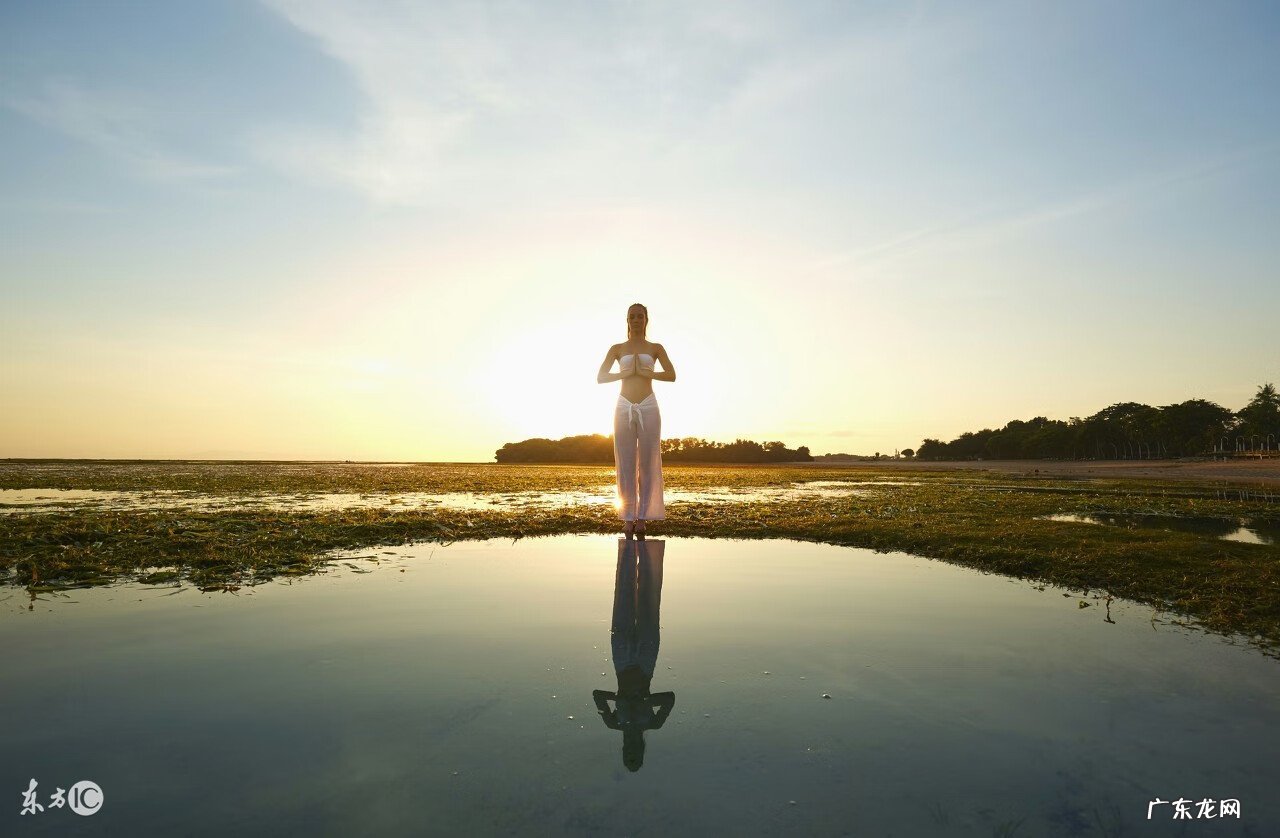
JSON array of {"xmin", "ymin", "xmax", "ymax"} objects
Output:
[{"xmin": 3, "ymin": 1, "xmax": 1278, "ymax": 459}]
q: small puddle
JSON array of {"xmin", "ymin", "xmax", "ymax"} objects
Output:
[{"xmin": 1040, "ymin": 513, "xmax": 1278, "ymax": 545}]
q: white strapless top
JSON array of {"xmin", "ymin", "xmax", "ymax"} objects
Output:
[{"xmin": 619, "ymin": 353, "xmax": 654, "ymax": 372}]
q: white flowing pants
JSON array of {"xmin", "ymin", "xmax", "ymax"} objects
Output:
[{"xmin": 614, "ymin": 393, "xmax": 664, "ymax": 521}]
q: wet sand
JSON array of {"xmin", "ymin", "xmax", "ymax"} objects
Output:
[{"xmin": 805, "ymin": 457, "xmax": 1280, "ymax": 484}]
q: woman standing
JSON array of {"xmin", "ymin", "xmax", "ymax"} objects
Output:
[{"xmin": 596, "ymin": 303, "xmax": 676, "ymax": 538}]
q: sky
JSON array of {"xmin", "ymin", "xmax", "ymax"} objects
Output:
[{"xmin": 2, "ymin": 0, "xmax": 1278, "ymax": 461}]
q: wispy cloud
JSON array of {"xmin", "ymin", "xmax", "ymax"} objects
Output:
[
  {"xmin": 712, "ymin": 4, "xmax": 947, "ymax": 124},
  {"xmin": 252, "ymin": 0, "xmax": 826, "ymax": 205},
  {"xmin": 252, "ymin": 0, "xmax": 479, "ymax": 203},
  {"xmin": 804, "ymin": 147, "xmax": 1271, "ymax": 280},
  {"xmin": 4, "ymin": 79, "xmax": 237, "ymax": 181},
  {"xmin": 257, "ymin": 0, "xmax": 628, "ymax": 204}
]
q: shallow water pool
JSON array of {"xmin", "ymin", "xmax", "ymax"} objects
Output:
[
  {"xmin": 0, "ymin": 483, "xmax": 873, "ymax": 515},
  {"xmin": 1041, "ymin": 512, "xmax": 1279, "ymax": 545},
  {"xmin": 3, "ymin": 535, "xmax": 1276, "ymax": 835}
]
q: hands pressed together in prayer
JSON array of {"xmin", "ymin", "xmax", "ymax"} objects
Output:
[
  {"xmin": 598, "ymin": 345, "xmax": 672, "ymax": 386},
  {"xmin": 619, "ymin": 356, "xmax": 653, "ymax": 379}
]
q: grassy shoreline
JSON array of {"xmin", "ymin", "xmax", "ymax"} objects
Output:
[{"xmin": 3, "ymin": 462, "xmax": 1278, "ymax": 655}]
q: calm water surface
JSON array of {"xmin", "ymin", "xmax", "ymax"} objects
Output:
[{"xmin": 3, "ymin": 535, "xmax": 1276, "ymax": 836}]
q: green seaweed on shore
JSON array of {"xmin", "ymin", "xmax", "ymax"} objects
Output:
[{"xmin": 2, "ymin": 463, "xmax": 1278, "ymax": 657}]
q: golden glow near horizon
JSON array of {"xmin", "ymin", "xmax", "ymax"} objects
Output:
[
  {"xmin": 2, "ymin": 3, "xmax": 1277, "ymax": 460},
  {"xmin": 0, "ymin": 208, "xmax": 1270, "ymax": 461}
]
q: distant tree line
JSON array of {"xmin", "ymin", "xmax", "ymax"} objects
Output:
[
  {"xmin": 494, "ymin": 435, "xmax": 614, "ymax": 463},
  {"xmin": 813, "ymin": 452, "xmax": 895, "ymax": 462},
  {"xmin": 914, "ymin": 383, "xmax": 1280, "ymax": 461},
  {"xmin": 663, "ymin": 437, "xmax": 813, "ymax": 463},
  {"xmin": 494, "ymin": 435, "xmax": 813, "ymax": 464}
]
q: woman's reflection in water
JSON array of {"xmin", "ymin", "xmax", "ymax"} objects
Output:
[{"xmin": 593, "ymin": 538, "xmax": 675, "ymax": 772}]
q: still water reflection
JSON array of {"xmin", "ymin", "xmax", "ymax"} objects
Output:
[
  {"xmin": 2, "ymin": 535, "xmax": 1278, "ymax": 836},
  {"xmin": 595, "ymin": 540, "xmax": 675, "ymax": 772}
]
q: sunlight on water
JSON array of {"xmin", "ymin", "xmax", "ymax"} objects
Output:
[
  {"xmin": 0, "ymin": 482, "xmax": 881, "ymax": 516},
  {"xmin": 2, "ymin": 535, "xmax": 1276, "ymax": 834}
]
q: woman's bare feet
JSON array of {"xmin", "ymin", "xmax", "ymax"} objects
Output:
[
  {"xmin": 624, "ymin": 521, "xmax": 636, "ymax": 539},
  {"xmin": 634, "ymin": 520, "xmax": 646, "ymax": 539}
]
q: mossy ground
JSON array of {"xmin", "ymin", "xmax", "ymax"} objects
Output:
[{"xmin": 2, "ymin": 460, "xmax": 1277, "ymax": 654}]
